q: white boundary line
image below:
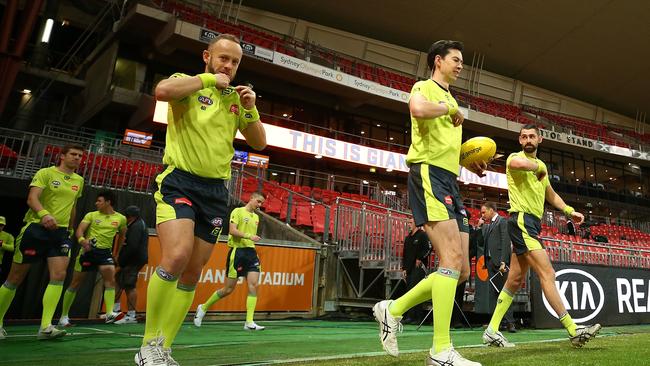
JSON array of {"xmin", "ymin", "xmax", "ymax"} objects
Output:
[{"xmin": 205, "ymin": 333, "xmax": 625, "ymax": 366}]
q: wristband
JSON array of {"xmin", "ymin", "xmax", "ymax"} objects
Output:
[
  {"xmin": 197, "ymin": 73, "xmax": 216, "ymax": 89},
  {"xmin": 241, "ymin": 106, "xmax": 260, "ymax": 123},
  {"xmin": 78, "ymin": 236, "xmax": 86, "ymax": 243},
  {"xmin": 37, "ymin": 209, "xmax": 50, "ymax": 219},
  {"xmin": 563, "ymin": 206, "xmax": 575, "ymax": 216}
]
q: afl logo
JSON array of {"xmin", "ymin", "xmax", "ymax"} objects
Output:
[
  {"xmin": 542, "ymin": 268, "xmax": 604, "ymax": 323},
  {"xmin": 211, "ymin": 217, "xmax": 223, "ymax": 228},
  {"xmin": 198, "ymin": 96, "xmax": 213, "ymax": 105}
]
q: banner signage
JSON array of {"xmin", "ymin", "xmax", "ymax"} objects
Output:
[
  {"xmin": 530, "ymin": 263, "xmax": 650, "ymax": 327},
  {"xmin": 123, "ymin": 236, "xmax": 317, "ymax": 313},
  {"xmin": 272, "ymin": 53, "xmax": 411, "ymax": 103}
]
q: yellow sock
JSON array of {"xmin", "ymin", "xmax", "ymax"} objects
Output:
[
  {"xmin": 389, "ymin": 275, "xmax": 434, "ymax": 317},
  {"xmin": 162, "ymin": 284, "xmax": 195, "ymax": 348},
  {"xmin": 431, "ymin": 268, "xmax": 459, "ymax": 354},
  {"xmin": 203, "ymin": 290, "xmax": 222, "ymax": 310},
  {"xmin": 246, "ymin": 295, "xmax": 257, "ymax": 323},
  {"xmin": 488, "ymin": 289, "xmax": 514, "ymax": 333},
  {"xmin": 41, "ymin": 281, "xmax": 64, "ymax": 329},
  {"xmin": 61, "ymin": 289, "xmax": 77, "ymax": 318},
  {"xmin": 104, "ymin": 287, "xmax": 115, "ymax": 315},
  {"xmin": 0, "ymin": 282, "xmax": 18, "ymax": 328},
  {"xmin": 559, "ymin": 313, "xmax": 577, "ymax": 337},
  {"xmin": 143, "ymin": 267, "xmax": 178, "ymax": 345}
]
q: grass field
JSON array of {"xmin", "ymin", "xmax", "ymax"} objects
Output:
[{"xmin": 2, "ymin": 320, "xmax": 649, "ymax": 365}]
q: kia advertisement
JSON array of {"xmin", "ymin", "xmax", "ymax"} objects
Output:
[{"xmin": 531, "ymin": 263, "xmax": 650, "ymax": 327}]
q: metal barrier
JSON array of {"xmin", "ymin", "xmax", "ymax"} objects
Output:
[
  {"xmin": 541, "ymin": 237, "xmax": 650, "ymax": 269},
  {"xmin": 333, "ymin": 198, "xmax": 411, "ymax": 270},
  {"xmin": 228, "ymin": 166, "xmax": 332, "ymax": 241}
]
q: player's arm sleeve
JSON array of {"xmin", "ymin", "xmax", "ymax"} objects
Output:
[
  {"xmin": 30, "ymin": 169, "xmax": 48, "ymax": 188},
  {"xmin": 81, "ymin": 212, "xmax": 92, "ymax": 224},
  {"xmin": 1, "ymin": 235, "xmax": 14, "ymax": 252}
]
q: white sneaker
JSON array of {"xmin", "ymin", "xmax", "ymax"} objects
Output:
[
  {"xmin": 244, "ymin": 322, "xmax": 265, "ymax": 331},
  {"xmin": 372, "ymin": 300, "xmax": 402, "ymax": 357},
  {"xmin": 482, "ymin": 329, "xmax": 515, "ymax": 347},
  {"xmin": 58, "ymin": 316, "xmax": 72, "ymax": 327},
  {"xmin": 193, "ymin": 304, "xmax": 206, "ymax": 327},
  {"xmin": 570, "ymin": 324, "xmax": 601, "ymax": 348},
  {"xmin": 426, "ymin": 346, "xmax": 482, "ymax": 366},
  {"xmin": 163, "ymin": 348, "xmax": 179, "ymax": 366},
  {"xmin": 37, "ymin": 325, "xmax": 66, "ymax": 340},
  {"xmin": 115, "ymin": 315, "xmax": 138, "ymax": 324},
  {"xmin": 105, "ymin": 312, "xmax": 119, "ymax": 324},
  {"xmin": 134, "ymin": 337, "xmax": 168, "ymax": 366},
  {"xmin": 0, "ymin": 327, "xmax": 6, "ymax": 340}
]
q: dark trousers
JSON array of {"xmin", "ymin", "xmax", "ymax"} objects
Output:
[{"xmin": 490, "ymin": 268, "xmax": 515, "ymax": 325}]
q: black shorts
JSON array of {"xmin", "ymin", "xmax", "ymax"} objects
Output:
[
  {"xmin": 75, "ymin": 248, "xmax": 115, "ymax": 272},
  {"xmin": 116, "ymin": 265, "xmax": 143, "ymax": 289},
  {"xmin": 14, "ymin": 223, "xmax": 73, "ymax": 264},
  {"xmin": 225, "ymin": 247, "xmax": 260, "ymax": 279},
  {"xmin": 508, "ymin": 212, "xmax": 544, "ymax": 255},
  {"xmin": 154, "ymin": 166, "xmax": 228, "ymax": 243},
  {"xmin": 408, "ymin": 163, "xmax": 469, "ymax": 232}
]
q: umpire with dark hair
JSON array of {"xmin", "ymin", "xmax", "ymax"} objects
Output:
[
  {"xmin": 401, "ymin": 216, "xmax": 431, "ymax": 324},
  {"xmin": 480, "ymin": 202, "xmax": 516, "ymax": 333},
  {"xmin": 113, "ymin": 205, "xmax": 149, "ymax": 324}
]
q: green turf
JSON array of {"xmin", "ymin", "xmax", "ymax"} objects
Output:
[{"xmin": 1, "ymin": 321, "xmax": 648, "ymax": 365}]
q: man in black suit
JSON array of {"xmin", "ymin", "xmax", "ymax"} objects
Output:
[
  {"xmin": 480, "ymin": 202, "xmax": 516, "ymax": 333},
  {"xmin": 401, "ymin": 217, "xmax": 431, "ymax": 324}
]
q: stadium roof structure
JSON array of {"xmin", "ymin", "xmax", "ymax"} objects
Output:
[{"xmin": 244, "ymin": 0, "xmax": 650, "ymax": 120}]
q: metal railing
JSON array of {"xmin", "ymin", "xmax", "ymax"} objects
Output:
[
  {"xmin": 543, "ymin": 238, "xmax": 650, "ymax": 269},
  {"xmin": 229, "ymin": 165, "xmax": 333, "ymax": 241},
  {"xmin": 0, "ymin": 127, "xmax": 164, "ymax": 194},
  {"xmin": 333, "ymin": 197, "xmax": 411, "ymax": 271}
]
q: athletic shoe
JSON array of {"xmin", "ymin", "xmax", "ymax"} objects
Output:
[
  {"xmin": 372, "ymin": 300, "xmax": 402, "ymax": 357},
  {"xmin": 570, "ymin": 324, "xmax": 601, "ymax": 348},
  {"xmin": 37, "ymin": 325, "xmax": 66, "ymax": 340},
  {"xmin": 193, "ymin": 304, "xmax": 206, "ymax": 327},
  {"xmin": 105, "ymin": 312, "xmax": 119, "ymax": 324},
  {"xmin": 134, "ymin": 337, "xmax": 168, "ymax": 366},
  {"xmin": 483, "ymin": 329, "xmax": 515, "ymax": 347},
  {"xmin": 0, "ymin": 327, "xmax": 6, "ymax": 340},
  {"xmin": 244, "ymin": 322, "xmax": 265, "ymax": 331},
  {"xmin": 58, "ymin": 316, "xmax": 72, "ymax": 327},
  {"xmin": 115, "ymin": 315, "xmax": 138, "ymax": 324},
  {"xmin": 426, "ymin": 346, "xmax": 482, "ymax": 366},
  {"xmin": 163, "ymin": 348, "xmax": 179, "ymax": 366}
]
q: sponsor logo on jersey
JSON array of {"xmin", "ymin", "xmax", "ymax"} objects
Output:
[
  {"xmin": 95, "ymin": 219, "xmax": 102, "ymax": 224},
  {"xmin": 444, "ymin": 195, "xmax": 453, "ymax": 205},
  {"xmin": 198, "ymin": 95, "xmax": 213, "ymax": 105},
  {"xmin": 244, "ymin": 112, "xmax": 253, "ymax": 119},
  {"xmin": 25, "ymin": 249, "xmax": 37, "ymax": 256},
  {"xmin": 230, "ymin": 104, "xmax": 240, "ymax": 115},
  {"xmin": 71, "ymin": 185, "xmax": 79, "ymax": 191},
  {"xmin": 111, "ymin": 221, "xmax": 119, "ymax": 227},
  {"xmin": 174, "ymin": 197, "xmax": 192, "ymax": 206},
  {"xmin": 52, "ymin": 180, "xmax": 61, "ymax": 188}
]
